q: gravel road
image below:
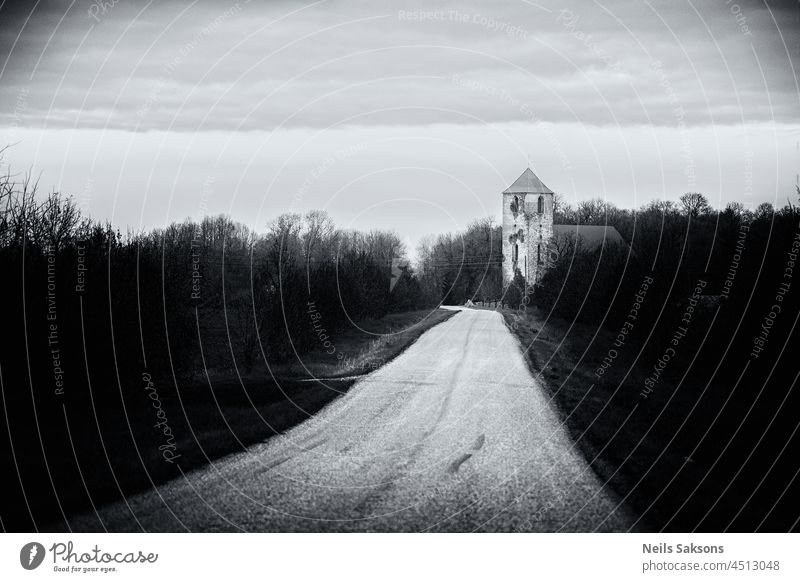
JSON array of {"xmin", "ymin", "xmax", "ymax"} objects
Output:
[{"xmin": 61, "ymin": 307, "xmax": 634, "ymax": 532}]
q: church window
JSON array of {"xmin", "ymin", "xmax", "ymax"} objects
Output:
[
  {"xmin": 513, "ymin": 243, "xmax": 518, "ymax": 262},
  {"xmin": 537, "ymin": 196, "xmax": 544, "ymax": 214},
  {"xmin": 537, "ymin": 244, "xmax": 541, "ymax": 264}
]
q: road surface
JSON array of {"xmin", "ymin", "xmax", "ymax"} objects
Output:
[{"xmin": 61, "ymin": 308, "xmax": 634, "ymax": 532}]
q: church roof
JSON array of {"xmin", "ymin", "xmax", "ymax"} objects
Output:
[
  {"xmin": 503, "ymin": 168, "xmax": 554, "ymax": 195},
  {"xmin": 553, "ymin": 224, "xmax": 626, "ymax": 249}
]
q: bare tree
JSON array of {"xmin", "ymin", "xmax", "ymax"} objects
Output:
[
  {"xmin": 552, "ymin": 192, "xmax": 564, "ymax": 215},
  {"xmin": 39, "ymin": 192, "xmax": 80, "ymax": 251},
  {"xmin": 722, "ymin": 201, "xmax": 747, "ymax": 220},
  {"xmin": 754, "ymin": 201, "xmax": 774, "ymax": 220},
  {"xmin": 363, "ymin": 229, "xmax": 405, "ymax": 270},
  {"xmin": 301, "ymin": 210, "xmax": 335, "ymax": 288},
  {"xmin": 0, "ymin": 152, "xmax": 14, "ymax": 245},
  {"xmin": 267, "ymin": 213, "xmax": 302, "ymax": 266},
  {"xmin": 552, "ymin": 193, "xmax": 577, "ymax": 224},
  {"xmin": 414, "ymin": 234, "xmax": 435, "ymax": 276},
  {"xmin": 0, "ymin": 167, "xmax": 41, "ymax": 247},
  {"xmin": 644, "ymin": 199, "xmax": 677, "ymax": 214},
  {"xmin": 679, "ymin": 192, "xmax": 711, "ymax": 217},
  {"xmin": 575, "ymin": 197, "xmax": 617, "ymax": 225}
]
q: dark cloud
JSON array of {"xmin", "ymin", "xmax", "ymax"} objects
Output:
[{"xmin": 0, "ymin": 0, "xmax": 798, "ymax": 131}]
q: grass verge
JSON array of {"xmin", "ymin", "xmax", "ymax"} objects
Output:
[{"xmin": 502, "ymin": 307, "xmax": 766, "ymax": 532}]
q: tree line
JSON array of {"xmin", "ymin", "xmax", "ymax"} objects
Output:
[{"xmin": 1, "ymin": 164, "xmax": 433, "ymax": 389}]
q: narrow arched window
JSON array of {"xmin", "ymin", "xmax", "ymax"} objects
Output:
[
  {"xmin": 537, "ymin": 244, "xmax": 541, "ymax": 264},
  {"xmin": 537, "ymin": 196, "xmax": 544, "ymax": 214},
  {"xmin": 513, "ymin": 243, "xmax": 518, "ymax": 262},
  {"xmin": 512, "ymin": 196, "xmax": 519, "ymax": 214}
]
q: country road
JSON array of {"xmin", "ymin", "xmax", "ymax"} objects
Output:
[{"xmin": 58, "ymin": 308, "xmax": 634, "ymax": 532}]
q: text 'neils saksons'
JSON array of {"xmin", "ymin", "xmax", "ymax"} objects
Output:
[{"xmin": 643, "ymin": 543, "xmax": 724, "ymax": 554}]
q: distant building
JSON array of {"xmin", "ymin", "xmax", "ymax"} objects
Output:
[{"xmin": 501, "ymin": 167, "xmax": 624, "ymax": 286}]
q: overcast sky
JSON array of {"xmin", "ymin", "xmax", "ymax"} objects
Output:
[{"xmin": 1, "ymin": 0, "xmax": 798, "ymax": 249}]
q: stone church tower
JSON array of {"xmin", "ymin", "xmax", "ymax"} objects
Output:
[{"xmin": 502, "ymin": 167, "xmax": 554, "ymax": 286}]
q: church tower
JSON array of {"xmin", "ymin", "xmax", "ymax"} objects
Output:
[{"xmin": 502, "ymin": 167, "xmax": 554, "ymax": 286}]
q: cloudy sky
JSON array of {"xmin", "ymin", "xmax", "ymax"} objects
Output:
[{"xmin": 1, "ymin": 0, "xmax": 798, "ymax": 248}]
